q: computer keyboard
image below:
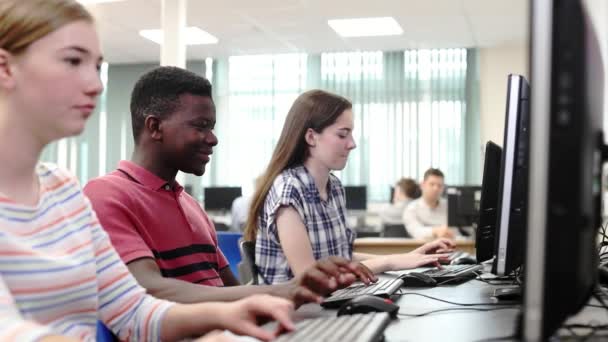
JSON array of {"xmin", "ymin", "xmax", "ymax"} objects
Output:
[
  {"xmin": 275, "ymin": 312, "xmax": 391, "ymax": 342},
  {"xmin": 420, "ymin": 264, "xmax": 482, "ymax": 283},
  {"xmin": 321, "ymin": 278, "xmax": 404, "ymax": 308},
  {"xmin": 442, "ymin": 251, "xmax": 466, "ymax": 264}
]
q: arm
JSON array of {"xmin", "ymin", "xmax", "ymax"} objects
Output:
[
  {"xmin": 161, "ymin": 295, "xmax": 296, "ymax": 342},
  {"xmin": 352, "ymin": 239, "xmax": 455, "ymax": 273},
  {"xmin": 127, "ymin": 258, "xmax": 290, "ymax": 303},
  {"xmin": 0, "ymin": 275, "xmax": 68, "ymax": 341},
  {"xmin": 275, "ymin": 206, "xmax": 318, "ymax": 277},
  {"xmin": 277, "ymin": 207, "xmax": 376, "ymax": 284}
]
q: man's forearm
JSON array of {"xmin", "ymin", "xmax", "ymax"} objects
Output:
[{"xmin": 146, "ymin": 276, "xmax": 285, "ymax": 303}]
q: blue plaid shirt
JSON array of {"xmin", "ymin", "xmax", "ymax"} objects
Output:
[{"xmin": 255, "ymin": 165, "xmax": 355, "ymax": 284}]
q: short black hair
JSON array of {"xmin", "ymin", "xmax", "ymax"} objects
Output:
[
  {"xmin": 130, "ymin": 66, "xmax": 212, "ymax": 143},
  {"xmin": 423, "ymin": 168, "xmax": 444, "ymax": 180}
]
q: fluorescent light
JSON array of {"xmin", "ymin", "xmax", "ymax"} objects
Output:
[
  {"xmin": 328, "ymin": 17, "xmax": 403, "ymax": 37},
  {"xmin": 139, "ymin": 27, "xmax": 219, "ymax": 45}
]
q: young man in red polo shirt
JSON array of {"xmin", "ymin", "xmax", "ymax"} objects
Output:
[{"xmin": 84, "ymin": 66, "xmax": 375, "ymax": 306}]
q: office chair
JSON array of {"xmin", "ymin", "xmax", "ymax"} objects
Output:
[
  {"xmin": 239, "ymin": 240, "xmax": 258, "ymax": 285},
  {"xmin": 97, "ymin": 321, "xmax": 118, "ymax": 342},
  {"xmin": 382, "ymin": 223, "xmax": 411, "ymax": 238}
]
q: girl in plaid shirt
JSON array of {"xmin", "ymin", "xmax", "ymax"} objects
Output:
[{"xmin": 245, "ymin": 90, "xmax": 454, "ymax": 284}]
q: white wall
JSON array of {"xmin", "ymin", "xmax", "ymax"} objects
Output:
[
  {"xmin": 583, "ymin": 0, "xmax": 608, "ymax": 133},
  {"xmin": 478, "ymin": 44, "xmax": 529, "ymax": 148},
  {"xmin": 479, "ymin": 0, "xmax": 607, "ymax": 148}
]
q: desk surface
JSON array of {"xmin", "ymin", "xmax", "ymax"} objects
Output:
[
  {"xmin": 354, "ymin": 237, "xmax": 476, "ymax": 255},
  {"xmin": 354, "ymin": 237, "xmax": 475, "ymax": 247},
  {"xmin": 257, "ymin": 268, "xmax": 608, "ymax": 341},
  {"xmin": 293, "ymin": 276, "xmax": 519, "ymax": 341}
]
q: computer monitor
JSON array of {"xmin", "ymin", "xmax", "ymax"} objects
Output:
[
  {"xmin": 446, "ymin": 186, "xmax": 481, "ymax": 229},
  {"xmin": 203, "ymin": 187, "xmax": 242, "ymax": 212},
  {"xmin": 476, "ymin": 141, "xmax": 502, "ymax": 263},
  {"xmin": 344, "ymin": 186, "xmax": 367, "ymax": 210},
  {"xmin": 492, "ymin": 74, "xmax": 530, "ymax": 277},
  {"xmin": 522, "ymin": 0, "xmax": 605, "ymax": 339}
]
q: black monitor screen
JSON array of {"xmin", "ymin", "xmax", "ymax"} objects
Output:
[
  {"xmin": 492, "ymin": 74, "xmax": 530, "ymax": 277},
  {"xmin": 476, "ymin": 141, "xmax": 503, "ymax": 263},
  {"xmin": 204, "ymin": 187, "xmax": 242, "ymax": 211},
  {"xmin": 344, "ymin": 186, "xmax": 367, "ymax": 210},
  {"xmin": 522, "ymin": 0, "xmax": 604, "ymax": 339},
  {"xmin": 446, "ymin": 186, "xmax": 481, "ymax": 228}
]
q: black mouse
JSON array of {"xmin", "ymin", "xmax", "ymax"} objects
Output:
[
  {"xmin": 451, "ymin": 256, "xmax": 477, "ymax": 265},
  {"xmin": 337, "ymin": 295, "xmax": 399, "ymax": 318},
  {"xmin": 400, "ymin": 272, "xmax": 437, "ymax": 287}
]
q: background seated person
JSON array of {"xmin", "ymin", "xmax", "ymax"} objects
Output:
[
  {"xmin": 380, "ymin": 177, "xmax": 420, "ymax": 225},
  {"xmin": 231, "ymin": 176, "xmax": 262, "ymax": 231},
  {"xmin": 402, "ymin": 168, "xmax": 460, "ymax": 239}
]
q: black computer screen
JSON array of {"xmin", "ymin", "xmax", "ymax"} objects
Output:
[
  {"xmin": 204, "ymin": 187, "xmax": 242, "ymax": 211},
  {"xmin": 492, "ymin": 74, "xmax": 530, "ymax": 277},
  {"xmin": 522, "ymin": 0, "xmax": 604, "ymax": 339},
  {"xmin": 476, "ymin": 141, "xmax": 502, "ymax": 263},
  {"xmin": 344, "ymin": 186, "xmax": 367, "ymax": 210},
  {"xmin": 446, "ymin": 186, "xmax": 481, "ymax": 228}
]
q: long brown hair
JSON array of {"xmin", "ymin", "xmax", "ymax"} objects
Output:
[
  {"xmin": 243, "ymin": 90, "xmax": 352, "ymax": 241},
  {"xmin": 396, "ymin": 178, "xmax": 421, "ymax": 199},
  {"xmin": 0, "ymin": 0, "xmax": 92, "ymax": 56}
]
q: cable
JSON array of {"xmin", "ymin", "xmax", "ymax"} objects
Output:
[
  {"xmin": 397, "ymin": 306, "xmax": 518, "ymax": 318},
  {"xmin": 435, "ymin": 274, "xmax": 479, "ymax": 286},
  {"xmin": 593, "ymin": 289, "xmax": 608, "ymax": 311},
  {"xmin": 394, "ymin": 292, "xmax": 519, "ymax": 306}
]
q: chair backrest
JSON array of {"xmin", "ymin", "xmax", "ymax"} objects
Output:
[
  {"xmin": 217, "ymin": 232, "xmax": 243, "ymax": 280},
  {"xmin": 382, "ymin": 223, "xmax": 411, "ymax": 238},
  {"xmin": 239, "ymin": 239, "xmax": 258, "ymax": 285},
  {"xmin": 97, "ymin": 321, "xmax": 118, "ymax": 342}
]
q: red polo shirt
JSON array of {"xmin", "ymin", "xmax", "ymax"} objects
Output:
[{"xmin": 83, "ymin": 160, "xmax": 228, "ymax": 286}]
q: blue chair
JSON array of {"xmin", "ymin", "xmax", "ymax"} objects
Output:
[
  {"xmin": 96, "ymin": 321, "xmax": 116, "ymax": 342},
  {"xmin": 217, "ymin": 231, "xmax": 243, "ymax": 280}
]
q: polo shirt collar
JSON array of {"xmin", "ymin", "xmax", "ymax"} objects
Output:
[{"xmin": 117, "ymin": 160, "xmax": 183, "ymax": 192}]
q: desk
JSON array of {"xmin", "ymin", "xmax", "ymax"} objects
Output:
[
  {"xmin": 256, "ymin": 270, "xmax": 608, "ymax": 341},
  {"xmin": 354, "ymin": 237, "xmax": 476, "ymax": 255}
]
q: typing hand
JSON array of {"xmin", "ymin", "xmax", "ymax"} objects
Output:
[
  {"xmin": 213, "ymin": 294, "xmax": 294, "ymax": 342},
  {"xmin": 288, "ymin": 256, "xmax": 375, "ymax": 306},
  {"xmin": 389, "ymin": 252, "xmax": 450, "ymax": 270},
  {"xmin": 345, "ymin": 261, "xmax": 377, "ymax": 285},
  {"xmin": 195, "ymin": 330, "xmax": 235, "ymax": 342},
  {"xmin": 413, "ymin": 238, "xmax": 455, "ymax": 255}
]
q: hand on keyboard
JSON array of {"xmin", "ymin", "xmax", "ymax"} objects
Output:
[
  {"xmin": 386, "ymin": 238, "xmax": 453, "ymax": 271},
  {"xmin": 387, "ymin": 252, "xmax": 450, "ymax": 270},
  {"xmin": 206, "ymin": 294, "xmax": 295, "ymax": 342},
  {"xmin": 348, "ymin": 262, "xmax": 378, "ymax": 285},
  {"xmin": 288, "ymin": 256, "xmax": 376, "ymax": 306},
  {"xmin": 412, "ymin": 238, "xmax": 456, "ymax": 255}
]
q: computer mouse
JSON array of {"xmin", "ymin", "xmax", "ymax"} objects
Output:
[
  {"xmin": 399, "ymin": 272, "xmax": 438, "ymax": 287},
  {"xmin": 451, "ymin": 256, "xmax": 477, "ymax": 265},
  {"xmin": 337, "ymin": 295, "xmax": 399, "ymax": 318}
]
